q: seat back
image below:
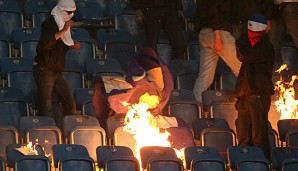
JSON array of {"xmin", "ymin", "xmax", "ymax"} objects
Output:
[
  {"xmin": 96, "ymin": 28, "xmax": 135, "ymax": 51},
  {"xmin": 107, "ymin": 0, "xmax": 133, "ymax": 18},
  {"xmin": 6, "ymin": 143, "xmax": 44, "ymax": 168},
  {"xmin": 69, "ymin": 126, "xmax": 107, "ymax": 162},
  {"xmin": 0, "ymin": 29, "xmax": 11, "ymax": 58},
  {"xmin": 104, "ymin": 41, "xmax": 136, "ymax": 73},
  {"xmin": 58, "ymin": 157, "xmax": 95, "ymax": 171},
  {"xmin": 25, "ymin": 126, "xmax": 62, "ymax": 161},
  {"xmin": 66, "ymin": 28, "xmax": 95, "ymax": 69},
  {"xmin": 192, "ymin": 118, "xmax": 230, "ymax": 140},
  {"xmin": 286, "ymin": 130, "xmax": 298, "ymax": 147},
  {"xmin": 85, "ymin": 58, "xmax": 125, "ymax": 82},
  {"xmin": 184, "ymin": 146, "xmax": 225, "ymax": 171},
  {"xmin": 96, "ymin": 145, "xmax": 135, "ymax": 169},
  {"xmin": 201, "ymin": 128, "xmax": 236, "ymax": 162},
  {"xmin": 115, "ymin": 12, "xmax": 141, "ymax": 40},
  {"xmin": 210, "ymin": 101, "xmax": 238, "ymax": 133},
  {"xmin": 0, "ymin": 126, "xmax": 19, "ymax": 162},
  {"xmin": 14, "ymin": 155, "xmax": 51, "ymax": 171},
  {"xmin": 220, "ymin": 72, "xmax": 237, "ymax": 91},
  {"xmin": 139, "ymin": 146, "xmax": 177, "ymax": 170},
  {"xmin": 201, "ymin": 89, "xmax": 236, "ymax": 113},
  {"xmin": 271, "ymin": 147, "xmax": 298, "ymax": 171},
  {"xmin": 227, "ymin": 146, "xmax": 269, "ymax": 170},
  {"xmin": 12, "ymin": 27, "xmax": 41, "ymax": 59},
  {"xmin": 19, "ymin": 116, "xmax": 56, "ymax": 140},
  {"xmin": 51, "ymin": 144, "xmax": 90, "ymax": 168},
  {"xmin": 7, "ymin": 69, "xmax": 36, "ymax": 103},
  {"xmin": 62, "ymin": 115, "xmax": 100, "ymax": 140},
  {"xmin": 0, "ymin": 156, "xmax": 5, "ymax": 171},
  {"xmin": 278, "ymin": 119, "xmax": 298, "ymax": 143},
  {"xmin": 0, "ymin": 0, "xmax": 23, "ymax": 39},
  {"xmin": 146, "ymin": 157, "xmax": 184, "ymax": 171},
  {"xmin": 176, "ymin": 72, "xmax": 198, "ymax": 91}
]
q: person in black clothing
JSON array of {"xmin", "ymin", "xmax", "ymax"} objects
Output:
[
  {"xmin": 234, "ymin": 14, "xmax": 275, "ymax": 160},
  {"xmin": 231, "ymin": 0, "xmax": 273, "ymax": 39},
  {"xmin": 33, "ymin": 0, "xmax": 80, "ymax": 120},
  {"xmin": 131, "ymin": 0, "xmax": 186, "ymax": 60}
]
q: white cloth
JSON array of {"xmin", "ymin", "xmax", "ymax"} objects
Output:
[
  {"xmin": 273, "ymin": 0, "xmax": 298, "ymax": 5},
  {"xmin": 51, "ymin": 0, "xmax": 76, "ymax": 46},
  {"xmin": 248, "ymin": 20, "xmax": 267, "ymax": 32}
]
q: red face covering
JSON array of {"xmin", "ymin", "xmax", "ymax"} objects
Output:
[{"xmin": 248, "ymin": 30, "xmax": 266, "ymax": 47}]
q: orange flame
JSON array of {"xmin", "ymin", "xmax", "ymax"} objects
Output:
[
  {"xmin": 274, "ymin": 64, "xmax": 298, "ymax": 119},
  {"xmin": 123, "ymin": 93, "xmax": 184, "ymax": 168}
]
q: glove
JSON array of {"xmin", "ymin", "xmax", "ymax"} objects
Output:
[
  {"xmin": 146, "ymin": 67, "xmax": 164, "ymax": 96},
  {"xmin": 135, "ymin": 9, "xmax": 145, "ymax": 27}
]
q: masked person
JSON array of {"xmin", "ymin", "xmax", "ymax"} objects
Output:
[
  {"xmin": 33, "ymin": 0, "xmax": 80, "ymax": 122},
  {"xmin": 93, "ymin": 48, "xmax": 190, "ymax": 130},
  {"xmin": 234, "ymin": 14, "xmax": 275, "ymax": 160}
]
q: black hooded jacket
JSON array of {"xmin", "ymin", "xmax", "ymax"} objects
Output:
[{"xmin": 234, "ymin": 34, "xmax": 275, "ymax": 97}]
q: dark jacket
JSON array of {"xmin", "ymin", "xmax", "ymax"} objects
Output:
[
  {"xmin": 34, "ymin": 16, "xmax": 69, "ymax": 72},
  {"xmin": 234, "ymin": 34, "xmax": 275, "ymax": 97},
  {"xmin": 131, "ymin": 0, "xmax": 183, "ymax": 11},
  {"xmin": 231, "ymin": 0, "xmax": 273, "ymax": 23},
  {"xmin": 195, "ymin": 0, "xmax": 232, "ymax": 33}
]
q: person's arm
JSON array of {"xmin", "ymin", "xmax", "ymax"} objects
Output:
[
  {"xmin": 54, "ymin": 20, "xmax": 74, "ymax": 40},
  {"xmin": 236, "ymin": 36, "xmax": 274, "ymax": 63}
]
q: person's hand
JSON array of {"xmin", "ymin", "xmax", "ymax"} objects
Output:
[
  {"xmin": 63, "ymin": 20, "xmax": 75, "ymax": 32},
  {"xmin": 178, "ymin": 10, "xmax": 185, "ymax": 21},
  {"xmin": 266, "ymin": 20, "xmax": 271, "ymax": 33},
  {"xmin": 135, "ymin": 9, "xmax": 145, "ymax": 26},
  {"xmin": 214, "ymin": 30, "xmax": 223, "ymax": 52},
  {"xmin": 70, "ymin": 41, "xmax": 80, "ymax": 49}
]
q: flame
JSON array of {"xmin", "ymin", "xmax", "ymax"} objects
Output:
[
  {"xmin": 274, "ymin": 64, "xmax": 298, "ymax": 119},
  {"xmin": 123, "ymin": 92, "xmax": 184, "ymax": 168}
]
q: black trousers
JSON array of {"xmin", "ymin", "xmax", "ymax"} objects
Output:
[
  {"xmin": 143, "ymin": 7, "xmax": 186, "ymax": 59},
  {"xmin": 235, "ymin": 95, "xmax": 271, "ymax": 159}
]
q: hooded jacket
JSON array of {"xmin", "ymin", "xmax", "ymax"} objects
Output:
[{"xmin": 234, "ymin": 34, "xmax": 275, "ymax": 97}]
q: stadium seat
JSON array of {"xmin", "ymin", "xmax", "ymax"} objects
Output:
[
  {"xmin": 18, "ymin": 116, "xmax": 56, "ymax": 141},
  {"xmin": 286, "ymin": 129, "xmax": 298, "ymax": 147},
  {"xmin": 69, "ymin": 125, "xmax": 107, "ymax": 162},
  {"xmin": 114, "ymin": 12, "xmax": 141, "ymax": 40},
  {"xmin": 0, "ymin": 28, "xmax": 11, "ymax": 58},
  {"xmin": 0, "ymin": 126, "xmax": 19, "ymax": 162},
  {"xmin": 0, "ymin": 0, "xmax": 23, "ymax": 39},
  {"xmin": 24, "ymin": 0, "xmax": 56, "ymax": 27},
  {"xmin": 271, "ymin": 147, "xmax": 298, "ymax": 171},
  {"xmin": 184, "ymin": 146, "xmax": 226, "ymax": 171},
  {"xmin": 66, "ymin": 28, "xmax": 95, "ymax": 69},
  {"xmin": 14, "ymin": 155, "xmax": 51, "ymax": 171},
  {"xmin": 201, "ymin": 127, "xmax": 237, "ymax": 162},
  {"xmin": 51, "ymin": 144, "xmax": 93, "ymax": 169},
  {"xmin": 227, "ymin": 146, "xmax": 270, "ymax": 171},
  {"xmin": 96, "ymin": 145, "xmax": 139, "ymax": 171}
]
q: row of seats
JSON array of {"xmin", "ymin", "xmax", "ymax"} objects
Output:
[
  {"xmin": 0, "ymin": 0, "xmax": 196, "ymax": 39},
  {"xmin": 2, "ymin": 144, "xmax": 298, "ymax": 171},
  {"xmin": 1, "ymin": 114, "xmax": 298, "ymax": 170},
  {"xmin": 0, "ymin": 27, "xmax": 200, "ymax": 61}
]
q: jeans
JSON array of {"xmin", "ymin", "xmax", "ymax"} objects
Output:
[
  {"xmin": 193, "ymin": 28, "xmax": 241, "ymax": 103},
  {"xmin": 235, "ymin": 95, "xmax": 271, "ymax": 159},
  {"xmin": 269, "ymin": 3, "xmax": 298, "ymax": 62},
  {"xmin": 33, "ymin": 65, "xmax": 76, "ymax": 118}
]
